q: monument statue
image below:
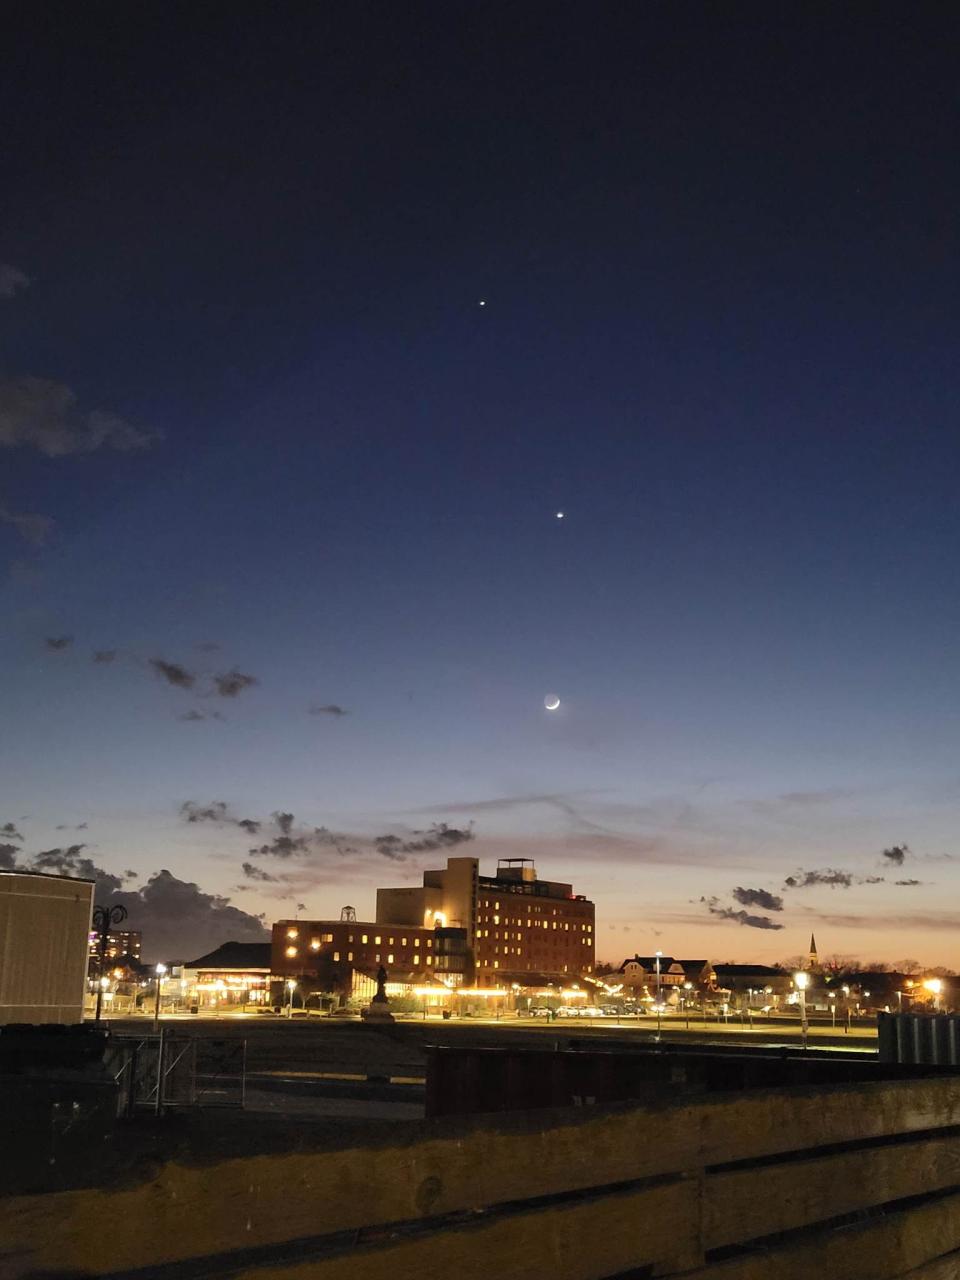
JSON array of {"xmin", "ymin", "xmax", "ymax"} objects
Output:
[{"xmin": 362, "ymin": 963, "xmax": 394, "ymax": 1022}]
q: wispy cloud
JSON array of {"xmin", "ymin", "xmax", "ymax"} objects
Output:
[
  {"xmin": 702, "ymin": 896, "xmax": 784, "ymax": 930},
  {"xmin": 241, "ymin": 861, "xmax": 277, "ymax": 882},
  {"xmin": 1, "ymin": 822, "xmax": 23, "ymax": 842},
  {"xmin": 177, "ymin": 709, "xmax": 223, "ymax": 722},
  {"xmin": 45, "ymin": 635, "xmax": 73, "ymax": 651},
  {"xmin": 180, "ymin": 800, "xmax": 260, "ymax": 833},
  {"xmin": 882, "ymin": 844, "xmax": 909, "ymax": 867},
  {"xmin": 213, "ymin": 669, "xmax": 258, "ymax": 698},
  {"xmin": 0, "ymin": 375, "xmax": 160, "ymax": 457},
  {"xmin": 732, "ymin": 886, "xmax": 784, "ymax": 912},
  {"xmin": 0, "ymin": 505, "xmax": 54, "ymax": 546},
  {"xmin": 373, "ymin": 822, "xmax": 474, "ymax": 861},
  {"xmin": 309, "ymin": 703, "xmax": 347, "ymax": 717},
  {"xmin": 149, "ymin": 658, "xmax": 195, "ymax": 690},
  {"xmin": 0, "ymin": 264, "xmax": 30, "ymax": 299}
]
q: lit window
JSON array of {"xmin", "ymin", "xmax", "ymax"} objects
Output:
[
  {"xmin": 426, "ymin": 956, "xmax": 432, "ymax": 965},
  {"xmin": 348, "ymin": 934, "xmax": 354, "ymax": 943},
  {"xmin": 361, "ymin": 934, "xmax": 368, "ymax": 943},
  {"xmin": 285, "ymin": 946, "xmax": 297, "ymax": 958},
  {"xmin": 322, "ymin": 933, "xmax": 334, "ymax": 943},
  {"xmin": 495, "ymin": 902, "xmax": 500, "ymax": 910},
  {"xmin": 374, "ymin": 936, "xmax": 381, "ymax": 945},
  {"xmin": 493, "ymin": 915, "xmax": 499, "ymax": 925},
  {"xmin": 427, "ymin": 939, "xmax": 432, "ymax": 948},
  {"xmin": 494, "ymin": 960, "xmax": 499, "ymax": 969},
  {"xmin": 333, "ymin": 951, "xmax": 340, "ymax": 961},
  {"xmin": 387, "ymin": 953, "xmax": 394, "ymax": 964},
  {"xmin": 347, "ymin": 951, "xmax": 353, "ymax": 962},
  {"xmin": 375, "ymin": 953, "xmax": 381, "ymax": 963},
  {"xmin": 310, "ymin": 939, "xmax": 321, "ymax": 951},
  {"xmin": 388, "ymin": 936, "xmax": 394, "ymax": 945},
  {"xmin": 402, "ymin": 937, "xmax": 407, "ymax": 946},
  {"xmin": 287, "ymin": 928, "xmax": 298, "ymax": 940}
]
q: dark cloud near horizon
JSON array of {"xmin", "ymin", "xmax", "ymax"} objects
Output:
[
  {"xmin": 895, "ymin": 878, "xmax": 922, "ymax": 886},
  {"xmin": 0, "ymin": 844, "xmax": 19, "ymax": 869},
  {"xmin": 213, "ymin": 669, "xmax": 258, "ymax": 697},
  {"xmin": 92, "ymin": 650, "xmax": 117, "ymax": 663},
  {"xmin": 45, "ymin": 635, "xmax": 73, "ymax": 651},
  {"xmin": 104, "ymin": 870, "xmax": 267, "ymax": 960},
  {"xmin": 150, "ymin": 657, "xmax": 195, "ymax": 689},
  {"xmin": 1, "ymin": 822, "xmax": 24, "ymax": 842},
  {"xmin": 732, "ymin": 886, "xmax": 784, "ymax": 912},
  {"xmin": 882, "ymin": 844, "xmax": 910, "ymax": 866},
  {"xmin": 0, "ymin": 374, "xmax": 160, "ymax": 457},
  {"xmin": 309, "ymin": 704, "xmax": 347, "ymax": 717},
  {"xmin": 31, "ymin": 845, "xmax": 125, "ymax": 896},
  {"xmin": 702, "ymin": 896, "xmax": 784, "ymax": 930}
]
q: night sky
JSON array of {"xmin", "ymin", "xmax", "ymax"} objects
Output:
[{"xmin": 3, "ymin": 5, "xmax": 959, "ymax": 964}]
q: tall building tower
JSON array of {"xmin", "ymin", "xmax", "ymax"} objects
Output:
[{"xmin": 808, "ymin": 932, "xmax": 819, "ymax": 971}]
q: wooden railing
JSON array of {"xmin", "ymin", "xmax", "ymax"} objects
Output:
[{"xmin": 3, "ymin": 1076, "xmax": 960, "ymax": 1278}]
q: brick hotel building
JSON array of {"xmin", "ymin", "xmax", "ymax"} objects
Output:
[{"xmin": 272, "ymin": 856, "xmax": 594, "ymax": 990}]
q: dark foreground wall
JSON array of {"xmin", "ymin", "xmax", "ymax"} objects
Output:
[
  {"xmin": 4, "ymin": 1075, "xmax": 960, "ymax": 1278},
  {"xmin": 0, "ymin": 1024, "xmax": 117, "ymax": 1194}
]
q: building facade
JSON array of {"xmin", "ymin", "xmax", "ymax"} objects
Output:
[
  {"xmin": 1, "ymin": 870, "xmax": 94, "ymax": 1024},
  {"xmin": 88, "ymin": 928, "xmax": 142, "ymax": 977},
  {"xmin": 273, "ymin": 856, "xmax": 595, "ymax": 997},
  {"xmin": 377, "ymin": 856, "xmax": 595, "ymax": 984}
]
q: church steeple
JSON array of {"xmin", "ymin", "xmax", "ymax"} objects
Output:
[{"xmin": 808, "ymin": 932, "xmax": 819, "ymax": 970}]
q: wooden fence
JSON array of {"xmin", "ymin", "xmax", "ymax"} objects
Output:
[{"xmin": 3, "ymin": 1075, "xmax": 960, "ymax": 1279}]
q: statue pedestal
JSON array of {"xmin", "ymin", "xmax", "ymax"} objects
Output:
[{"xmin": 362, "ymin": 996, "xmax": 394, "ymax": 1023}]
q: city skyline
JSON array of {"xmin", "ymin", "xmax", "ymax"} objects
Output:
[{"xmin": 3, "ymin": 6, "xmax": 960, "ymax": 965}]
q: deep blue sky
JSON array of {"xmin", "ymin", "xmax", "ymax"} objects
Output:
[{"xmin": 2, "ymin": 4, "xmax": 959, "ymax": 963}]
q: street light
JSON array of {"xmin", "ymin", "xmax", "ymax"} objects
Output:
[
  {"xmin": 286, "ymin": 977, "xmax": 296, "ymax": 1018},
  {"xmin": 924, "ymin": 978, "xmax": 943, "ymax": 1011},
  {"xmin": 91, "ymin": 902, "xmax": 128, "ymax": 1022},
  {"xmin": 655, "ymin": 951, "xmax": 663, "ymax": 1041},
  {"xmin": 153, "ymin": 964, "xmax": 167, "ymax": 1030},
  {"xmin": 794, "ymin": 971, "xmax": 809, "ymax": 1048}
]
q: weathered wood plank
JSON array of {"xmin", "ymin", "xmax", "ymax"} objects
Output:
[
  {"xmin": 684, "ymin": 1188, "xmax": 960, "ymax": 1280},
  {"xmin": 695, "ymin": 1075, "xmax": 960, "ymax": 1167},
  {"xmin": 705, "ymin": 1132, "xmax": 960, "ymax": 1249},
  {"xmin": 227, "ymin": 1180, "xmax": 697, "ymax": 1280},
  {"xmin": 901, "ymin": 1251, "xmax": 960, "ymax": 1280}
]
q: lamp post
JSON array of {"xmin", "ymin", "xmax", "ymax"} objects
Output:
[
  {"xmin": 794, "ymin": 970, "xmax": 809, "ymax": 1049},
  {"xmin": 655, "ymin": 951, "xmax": 663, "ymax": 1041},
  {"xmin": 286, "ymin": 978, "xmax": 296, "ymax": 1018},
  {"xmin": 91, "ymin": 902, "xmax": 128, "ymax": 1022},
  {"xmin": 153, "ymin": 963, "xmax": 167, "ymax": 1030},
  {"xmin": 683, "ymin": 981, "xmax": 692, "ymax": 1029}
]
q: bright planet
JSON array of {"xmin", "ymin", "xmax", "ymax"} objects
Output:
[{"xmin": 544, "ymin": 694, "xmax": 561, "ymax": 711}]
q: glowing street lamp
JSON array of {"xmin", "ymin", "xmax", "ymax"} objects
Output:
[
  {"xmin": 655, "ymin": 951, "xmax": 663, "ymax": 1041},
  {"xmin": 153, "ymin": 963, "xmax": 167, "ymax": 1030},
  {"xmin": 794, "ymin": 971, "xmax": 809, "ymax": 1048},
  {"xmin": 924, "ymin": 978, "xmax": 943, "ymax": 1011}
]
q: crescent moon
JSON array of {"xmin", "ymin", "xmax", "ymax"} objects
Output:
[{"xmin": 544, "ymin": 695, "xmax": 561, "ymax": 711}]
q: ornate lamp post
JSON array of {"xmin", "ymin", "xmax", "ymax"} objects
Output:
[{"xmin": 91, "ymin": 903, "xmax": 127, "ymax": 1022}]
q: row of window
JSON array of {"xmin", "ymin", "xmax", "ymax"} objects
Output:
[{"xmin": 284, "ymin": 949, "xmax": 436, "ymax": 967}]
